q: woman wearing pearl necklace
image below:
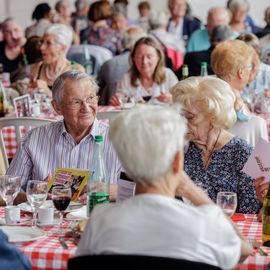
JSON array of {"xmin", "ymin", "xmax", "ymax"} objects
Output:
[{"xmin": 30, "ymin": 23, "xmax": 84, "ymax": 97}]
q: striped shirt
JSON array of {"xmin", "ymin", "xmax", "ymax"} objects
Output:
[{"xmin": 7, "ymin": 119, "xmax": 122, "ymax": 191}]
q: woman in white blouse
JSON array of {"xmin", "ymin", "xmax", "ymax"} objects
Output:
[{"xmin": 110, "ymin": 36, "xmax": 178, "ymax": 106}]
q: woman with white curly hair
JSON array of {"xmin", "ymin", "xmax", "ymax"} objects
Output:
[
  {"xmin": 30, "ymin": 23, "xmax": 84, "ymax": 97},
  {"xmin": 171, "ymin": 76, "xmax": 260, "ymax": 214}
]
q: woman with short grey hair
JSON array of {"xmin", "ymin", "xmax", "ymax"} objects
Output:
[
  {"xmin": 171, "ymin": 76, "xmax": 260, "ymax": 214},
  {"xmin": 30, "ymin": 24, "xmax": 84, "ymax": 97}
]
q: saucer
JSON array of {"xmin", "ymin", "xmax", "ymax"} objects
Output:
[{"xmin": 37, "ymin": 219, "xmax": 60, "ymax": 227}]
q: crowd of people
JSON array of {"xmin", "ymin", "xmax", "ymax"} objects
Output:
[{"xmin": 3, "ymin": 0, "xmax": 270, "ymax": 269}]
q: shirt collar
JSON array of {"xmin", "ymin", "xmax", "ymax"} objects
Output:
[{"xmin": 60, "ymin": 118, "xmax": 100, "ymax": 140}]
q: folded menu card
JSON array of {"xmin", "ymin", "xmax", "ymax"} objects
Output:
[
  {"xmin": 48, "ymin": 168, "xmax": 90, "ymax": 201},
  {"xmin": 242, "ymin": 138, "xmax": 270, "ymax": 183},
  {"xmin": 117, "ymin": 172, "xmax": 136, "ymax": 202}
]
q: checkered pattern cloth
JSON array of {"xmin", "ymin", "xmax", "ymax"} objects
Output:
[
  {"xmin": 0, "ymin": 207, "xmax": 77, "ymax": 270},
  {"xmin": 0, "ymin": 209, "xmax": 269, "ymax": 270},
  {"xmin": 234, "ymin": 214, "xmax": 270, "ymax": 270}
]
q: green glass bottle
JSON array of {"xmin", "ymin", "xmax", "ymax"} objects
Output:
[
  {"xmin": 87, "ymin": 135, "xmax": 110, "ymax": 216},
  {"xmin": 262, "ymin": 185, "xmax": 270, "ymax": 246},
  {"xmin": 200, "ymin": 62, "xmax": 208, "ymax": 77},
  {"xmin": 181, "ymin": 64, "xmax": 189, "ymax": 80}
]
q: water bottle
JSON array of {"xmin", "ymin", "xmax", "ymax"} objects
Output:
[
  {"xmin": 87, "ymin": 135, "xmax": 110, "ymax": 216},
  {"xmin": 83, "ymin": 46, "xmax": 93, "ymax": 75},
  {"xmin": 200, "ymin": 62, "xmax": 208, "ymax": 77},
  {"xmin": 262, "ymin": 185, "xmax": 270, "ymax": 246}
]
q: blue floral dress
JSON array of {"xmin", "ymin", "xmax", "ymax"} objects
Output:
[{"xmin": 184, "ymin": 136, "xmax": 260, "ymax": 214}]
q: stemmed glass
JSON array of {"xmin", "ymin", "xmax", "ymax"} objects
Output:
[
  {"xmin": 26, "ymin": 180, "xmax": 48, "ymax": 227},
  {"xmin": 0, "ymin": 175, "xmax": 21, "ymax": 206},
  {"xmin": 216, "ymin": 191, "xmax": 237, "ymax": 217},
  {"xmin": 52, "ymin": 186, "xmax": 71, "ymax": 235}
]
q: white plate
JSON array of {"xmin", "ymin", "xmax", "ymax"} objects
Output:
[
  {"xmin": 66, "ymin": 205, "xmax": 87, "ymax": 220},
  {"xmin": 0, "ymin": 216, "xmax": 31, "ymax": 226},
  {"xmin": 0, "ymin": 226, "xmax": 46, "ymax": 242},
  {"xmin": 18, "ymin": 200, "xmax": 82, "ymax": 213}
]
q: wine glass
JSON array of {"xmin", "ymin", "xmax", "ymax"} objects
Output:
[
  {"xmin": 26, "ymin": 180, "xmax": 48, "ymax": 227},
  {"xmin": 0, "ymin": 175, "xmax": 21, "ymax": 206},
  {"xmin": 216, "ymin": 191, "xmax": 237, "ymax": 217},
  {"xmin": 52, "ymin": 185, "xmax": 71, "ymax": 235}
]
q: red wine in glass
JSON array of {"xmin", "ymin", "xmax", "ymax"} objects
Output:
[
  {"xmin": 53, "ymin": 196, "xmax": 71, "ymax": 211},
  {"xmin": 142, "ymin": 95, "xmax": 152, "ymax": 102}
]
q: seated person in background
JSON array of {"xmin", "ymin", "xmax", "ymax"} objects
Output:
[
  {"xmin": 110, "ymin": 37, "xmax": 178, "ymax": 106},
  {"xmin": 7, "ymin": 70, "xmax": 122, "ymax": 203},
  {"xmin": 171, "ymin": 76, "xmax": 260, "ymax": 214},
  {"xmin": 187, "ymin": 6, "xmax": 231, "ymax": 53},
  {"xmin": 75, "ymin": 105, "xmax": 252, "ymax": 268},
  {"xmin": 0, "ymin": 230, "xmax": 31, "ymax": 269},
  {"xmin": 238, "ymin": 33, "xmax": 270, "ymax": 110},
  {"xmin": 25, "ymin": 3, "xmax": 52, "ymax": 39},
  {"xmin": 167, "ymin": 0, "xmax": 201, "ymax": 45},
  {"xmin": 177, "ymin": 25, "xmax": 233, "ymax": 78},
  {"xmin": 256, "ymin": 6, "xmax": 270, "ymax": 38},
  {"xmin": 11, "ymin": 35, "xmax": 43, "ymax": 91},
  {"xmin": 0, "ymin": 18, "xmax": 26, "ymax": 74},
  {"xmin": 98, "ymin": 26, "xmax": 146, "ymax": 105},
  {"xmin": 211, "ymin": 39, "xmax": 268, "ymax": 147},
  {"xmin": 30, "ymin": 24, "xmax": 84, "ymax": 98},
  {"xmin": 137, "ymin": 1, "xmax": 152, "ymax": 33},
  {"xmin": 227, "ymin": 0, "xmax": 261, "ymax": 34}
]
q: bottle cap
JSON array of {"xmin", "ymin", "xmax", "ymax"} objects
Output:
[
  {"xmin": 201, "ymin": 62, "xmax": 207, "ymax": 67},
  {"xmin": 95, "ymin": 135, "xmax": 103, "ymax": 142}
]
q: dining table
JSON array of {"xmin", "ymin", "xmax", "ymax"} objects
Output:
[{"xmin": 0, "ymin": 209, "xmax": 268, "ymax": 270}]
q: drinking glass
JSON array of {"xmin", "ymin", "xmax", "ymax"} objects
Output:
[
  {"xmin": 52, "ymin": 186, "xmax": 71, "ymax": 235},
  {"xmin": 26, "ymin": 180, "xmax": 48, "ymax": 227},
  {"xmin": 216, "ymin": 191, "xmax": 237, "ymax": 217},
  {"xmin": 0, "ymin": 175, "xmax": 21, "ymax": 206}
]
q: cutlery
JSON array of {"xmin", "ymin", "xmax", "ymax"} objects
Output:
[
  {"xmin": 58, "ymin": 236, "xmax": 68, "ymax": 249},
  {"xmin": 252, "ymin": 241, "xmax": 268, "ymax": 256}
]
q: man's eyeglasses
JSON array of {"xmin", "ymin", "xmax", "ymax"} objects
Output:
[{"xmin": 63, "ymin": 96, "xmax": 99, "ymax": 108}]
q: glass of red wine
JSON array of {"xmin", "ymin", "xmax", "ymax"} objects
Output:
[{"xmin": 52, "ymin": 185, "xmax": 71, "ymax": 235}]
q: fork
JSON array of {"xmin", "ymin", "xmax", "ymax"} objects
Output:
[
  {"xmin": 58, "ymin": 236, "xmax": 68, "ymax": 249},
  {"xmin": 252, "ymin": 241, "xmax": 268, "ymax": 256}
]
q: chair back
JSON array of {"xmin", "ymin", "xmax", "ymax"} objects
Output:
[
  {"xmin": 68, "ymin": 255, "xmax": 222, "ymax": 270},
  {"xmin": 0, "ymin": 117, "xmax": 55, "ymax": 172},
  {"xmin": 67, "ymin": 45, "xmax": 113, "ymax": 76}
]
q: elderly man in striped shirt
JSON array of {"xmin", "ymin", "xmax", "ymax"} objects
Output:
[{"xmin": 7, "ymin": 70, "xmax": 122, "ymax": 203}]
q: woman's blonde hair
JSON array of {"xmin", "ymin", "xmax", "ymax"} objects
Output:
[
  {"xmin": 129, "ymin": 37, "xmax": 165, "ymax": 87},
  {"xmin": 171, "ymin": 76, "xmax": 237, "ymax": 129},
  {"xmin": 211, "ymin": 39, "xmax": 255, "ymax": 81}
]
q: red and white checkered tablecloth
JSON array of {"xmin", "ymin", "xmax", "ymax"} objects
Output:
[
  {"xmin": 0, "ymin": 210, "xmax": 269, "ymax": 270},
  {"xmin": 234, "ymin": 214, "xmax": 270, "ymax": 270},
  {"xmin": 0, "ymin": 207, "xmax": 77, "ymax": 270}
]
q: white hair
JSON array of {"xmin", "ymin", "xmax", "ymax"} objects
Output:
[
  {"xmin": 45, "ymin": 23, "xmax": 73, "ymax": 54},
  {"xmin": 109, "ymin": 105, "xmax": 187, "ymax": 186}
]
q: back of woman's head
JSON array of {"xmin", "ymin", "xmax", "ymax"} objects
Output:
[
  {"xmin": 88, "ymin": 0, "xmax": 112, "ymax": 22},
  {"xmin": 129, "ymin": 36, "xmax": 165, "ymax": 86},
  {"xmin": 171, "ymin": 76, "xmax": 237, "ymax": 129},
  {"xmin": 109, "ymin": 105, "xmax": 187, "ymax": 186},
  {"xmin": 32, "ymin": 3, "xmax": 51, "ymax": 21},
  {"xmin": 211, "ymin": 39, "xmax": 254, "ymax": 81},
  {"xmin": 45, "ymin": 23, "xmax": 73, "ymax": 53},
  {"xmin": 24, "ymin": 36, "xmax": 42, "ymax": 64},
  {"xmin": 237, "ymin": 32, "xmax": 261, "ymax": 56}
]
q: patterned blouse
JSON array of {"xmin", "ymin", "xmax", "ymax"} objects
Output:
[{"xmin": 184, "ymin": 136, "xmax": 260, "ymax": 214}]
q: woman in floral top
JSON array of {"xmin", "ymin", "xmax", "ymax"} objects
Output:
[{"xmin": 171, "ymin": 76, "xmax": 260, "ymax": 214}]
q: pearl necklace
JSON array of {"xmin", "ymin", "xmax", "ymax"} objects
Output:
[{"xmin": 44, "ymin": 62, "xmax": 67, "ymax": 81}]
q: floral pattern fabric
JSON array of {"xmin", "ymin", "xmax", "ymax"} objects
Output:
[{"xmin": 184, "ymin": 136, "xmax": 260, "ymax": 214}]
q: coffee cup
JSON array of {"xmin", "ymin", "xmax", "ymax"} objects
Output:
[
  {"xmin": 5, "ymin": 206, "xmax": 20, "ymax": 225},
  {"xmin": 38, "ymin": 207, "xmax": 54, "ymax": 224}
]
